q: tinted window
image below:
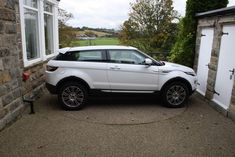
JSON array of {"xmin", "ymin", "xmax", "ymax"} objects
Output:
[
  {"xmin": 55, "ymin": 50, "xmax": 104, "ymax": 62},
  {"xmin": 108, "ymin": 50, "xmax": 145, "ymax": 64}
]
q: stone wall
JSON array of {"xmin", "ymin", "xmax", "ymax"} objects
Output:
[
  {"xmin": 0, "ymin": 0, "xmax": 24, "ymax": 130},
  {"xmin": 194, "ymin": 14, "xmax": 235, "ymax": 118},
  {"xmin": 0, "ymin": 0, "xmax": 48, "ymax": 131},
  {"xmin": 22, "ymin": 63, "xmax": 47, "ymax": 99}
]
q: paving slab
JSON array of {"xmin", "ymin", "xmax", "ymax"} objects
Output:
[{"xmin": 0, "ymin": 93, "xmax": 235, "ymax": 157}]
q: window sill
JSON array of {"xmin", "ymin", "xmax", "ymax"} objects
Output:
[
  {"xmin": 45, "ymin": 53, "xmax": 56, "ymax": 60},
  {"xmin": 24, "ymin": 54, "xmax": 56, "ymax": 70}
]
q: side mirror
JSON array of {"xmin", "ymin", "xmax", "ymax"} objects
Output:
[{"xmin": 145, "ymin": 58, "xmax": 153, "ymax": 66}]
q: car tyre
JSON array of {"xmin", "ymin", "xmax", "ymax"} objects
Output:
[
  {"xmin": 162, "ymin": 82, "xmax": 189, "ymax": 108},
  {"xmin": 58, "ymin": 82, "xmax": 88, "ymax": 110}
]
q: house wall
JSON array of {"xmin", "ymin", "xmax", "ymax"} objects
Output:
[
  {"xmin": 194, "ymin": 14, "xmax": 235, "ymax": 120},
  {"xmin": 0, "ymin": 0, "xmax": 49, "ymax": 131}
]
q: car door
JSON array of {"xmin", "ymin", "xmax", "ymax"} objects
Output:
[{"xmin": 107, "ymin": 50, "xmax": 159, "ymax": 91}]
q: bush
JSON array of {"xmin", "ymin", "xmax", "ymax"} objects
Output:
[{"xmin": 169, "ymin": 0, "xmax": 228, "ymax": 67}]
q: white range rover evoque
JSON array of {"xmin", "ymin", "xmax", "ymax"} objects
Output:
[{"xmin": 45, "ymin": 46, "xmax": 197, "ymax": 110}]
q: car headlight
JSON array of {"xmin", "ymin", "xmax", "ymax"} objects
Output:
[{"xmin": 184, "ymin": 71, "xmax": 196, "ymax": 76}]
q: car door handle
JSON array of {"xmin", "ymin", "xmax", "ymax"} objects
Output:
[{"xmin": 110, "ymin": 66, "xmax": 120, "ymax": 70}]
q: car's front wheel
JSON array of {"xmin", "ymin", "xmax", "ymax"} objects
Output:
[
  {"xmin": 162, "ymin": 82, "xmax": 189, "ymax": 108},
  {"xmin": 58, "ymin": 82, "xmax": 88, "ymax": 110}
]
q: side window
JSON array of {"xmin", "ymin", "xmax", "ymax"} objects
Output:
[
  {"xmin": 109, "ymin": 50, "xmax": 145, "ymax": 64},
  {"xmin": 75, "ymin": 51, "xmax": 103, "ymax": 61},
  {"xmin": 57, "ymin": 50, "xmax": 104, "ymax": 62}
]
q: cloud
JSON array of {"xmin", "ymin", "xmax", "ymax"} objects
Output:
[
  {"xmin": 59, "ymin": 0, "xmax": 235, "ymax": 29},
  {"xmin": 173, "ymin": 0, "xmax": 186, "ymax": 16},
  {"xmin": 59, "ymin": 0, "xmax": 135, "ymax": 28}
]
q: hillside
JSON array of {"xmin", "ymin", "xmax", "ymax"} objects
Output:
[
  {"xmin": 73, "ymin": 27, "xmax": 118, "ymax": 37},
  {"xmin": 75, "ymin": 30, "xmax": 112, "ymax": 37}
]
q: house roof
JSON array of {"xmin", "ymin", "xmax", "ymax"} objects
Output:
[{"xmin": 196, "ymin": 5, "xmax": 235, "ymax": 18}]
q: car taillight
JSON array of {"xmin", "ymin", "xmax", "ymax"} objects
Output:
[{"xmin": 46, "ymin": 65, "xmax": 58, "ymax": 72}]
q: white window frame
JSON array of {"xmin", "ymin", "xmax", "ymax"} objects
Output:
[
  {"xmin": 19, "ymin": 0, "xmax": 59, "ymax": 67},
  {"xmin": 43, "ymin": 1, "xmax": 55, "ymax": 59}
]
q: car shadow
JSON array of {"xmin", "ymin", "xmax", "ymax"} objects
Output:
[
  {"xmin": 42, "ymin": 92, "xmax": 194, "ymax": 111},
  {"xmin": 87, "ymin": 93, "xmax": 162, "ymax": 106},
  {"xmin": 42, "ymin": 93, "xmax": 162, "ymax": 110}
]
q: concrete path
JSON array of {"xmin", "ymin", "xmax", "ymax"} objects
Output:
[{"xmin": 0, "ymin": 93, "xmax": 235, "ymax": 157}]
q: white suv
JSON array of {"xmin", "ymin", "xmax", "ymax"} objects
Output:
[{"xmin": 46, "ymin": 46, "xmax": 197, "ymax": 110}]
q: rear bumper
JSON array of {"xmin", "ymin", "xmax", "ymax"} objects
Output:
[{"xmin": 46, "ymin": 83, "xmax": 57, "ymax": 94}]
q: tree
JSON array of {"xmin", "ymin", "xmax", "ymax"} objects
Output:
[
  {"xmin": 119, "ymin": 0, "xmax": 179, "ymax": 55},
  {"xmin": 169, "ymin": 0, "xmax": 228, "ymax": 67},
  {"xmin": 58, "ymin": 8, "xmax": 76, "ymax": 47}
]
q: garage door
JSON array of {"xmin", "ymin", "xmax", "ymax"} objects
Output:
[
  {"xmin": 213, "ymin": 25, "xmax": 235, "ymax": 109},
  {"xmin": 196, "ymin": 28, "xmax": 214, "ymax": 96}
]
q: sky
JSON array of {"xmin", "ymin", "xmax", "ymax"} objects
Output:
[{"xmin": 59, "ymin": 0, "xmax": 235, "ymax": 29}]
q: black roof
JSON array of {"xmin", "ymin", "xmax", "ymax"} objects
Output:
[{"xmin": 196, "ymin": 5, "xmax": 235, "ymax": 18}]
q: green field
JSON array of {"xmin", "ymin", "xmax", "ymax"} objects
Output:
[{"xmin": 71, "ymin": 37, "xmax": 120, "ymax": 46}]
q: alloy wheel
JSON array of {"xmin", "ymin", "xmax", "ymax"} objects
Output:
[
  {"xmin": 61, "ymin": 86, "xmax": 84, "ymax": 108},
  {"xmin": 166, "ymin": 85, "xmax": 186, "ymax": 106}
]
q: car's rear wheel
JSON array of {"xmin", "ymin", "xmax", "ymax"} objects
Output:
[
  {"xmin": 162, "ymin": 82, "xmax": 189, "ymax": 108},
  {"xmin": 58, "ymin": 82, "xmax": 88, "ymax": 110}
]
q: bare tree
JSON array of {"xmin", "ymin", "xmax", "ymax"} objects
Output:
[{"xmin": 58, "ymin": 8, "xmax": 76, "ymax": 47}]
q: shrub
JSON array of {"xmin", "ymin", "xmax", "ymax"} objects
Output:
[{"xmin": 169, "ymin": 0, "xmax": 228, "ymax": 67}]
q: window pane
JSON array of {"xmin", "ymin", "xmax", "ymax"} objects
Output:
[
  {"xmin": 24, "ymin": 0, "xmax": 37, "ymax": 8},
  {"xmin": 77, "ymin": 51, "xmax": 103, "ymax": 61},
  {"xmin": 44, "ymin": 14, "xmax": 54, "ymax": 55},
  {"xmin": 44, "ymin": 2, "xmax": 53, "ymax": 12},
  {"xmin": 24, "ymin": 8, "xmax": 39, "ymax": 60},
  {"xmin": 109, "ymin": 50, "xmax": 145, "ymax": 64},
  {"xmin": 59, "ymin": 51, "xmax": 103, "ymax": 61}
]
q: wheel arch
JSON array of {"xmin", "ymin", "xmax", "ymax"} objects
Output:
[
  {"xmin": 160, "ymin": 77, "xmax": 192, "ymax": 94},
  {"xmin": 56, "ymin": 76, "xmax": 91, "ymax": 92}
]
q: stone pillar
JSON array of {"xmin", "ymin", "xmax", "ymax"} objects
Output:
[{"xmin": 205, "ymin": 21, "xmax": 222, "ymax": 100}]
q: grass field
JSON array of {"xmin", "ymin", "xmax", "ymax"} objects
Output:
[{"xmin": 71, "ymin": 37, "xmax": 120, "ymax": 46}]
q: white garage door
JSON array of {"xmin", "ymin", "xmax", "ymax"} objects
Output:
[
  {"xmin": 213, "ymin": 25, "xmax": 235, "ymax": 109},
  {"xmin": 196, "ymin": 28, "xmax": 214, "ymax": 96}
]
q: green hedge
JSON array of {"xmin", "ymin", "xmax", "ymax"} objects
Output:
[{"xmin": 169, "ymin": 0, "xmax": 228, "ymax": 67}]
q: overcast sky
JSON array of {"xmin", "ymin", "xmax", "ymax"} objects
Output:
[{"xmin": 59, "ymin": 0, "xmax": 235, "ymax": 29}]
